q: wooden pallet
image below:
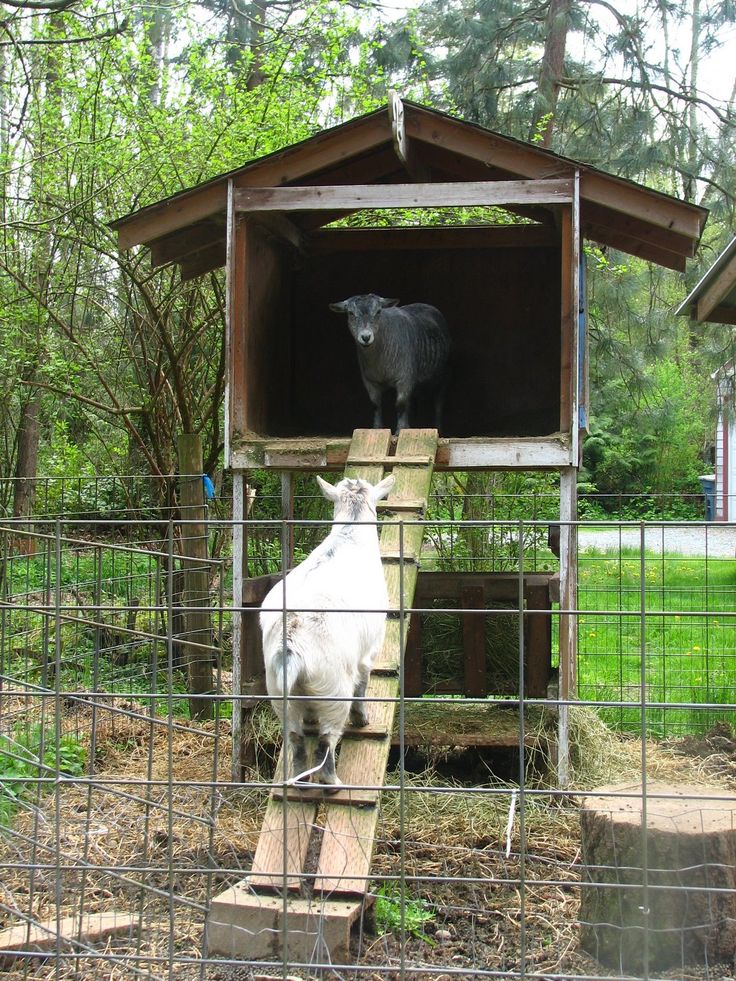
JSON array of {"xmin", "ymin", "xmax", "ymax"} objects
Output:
[{"xmin": 207, "ymin": 428, "xmax": 438, "ymax": 964}]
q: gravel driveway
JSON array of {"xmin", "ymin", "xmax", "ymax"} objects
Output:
[{"xmin": 578, "ymin": 524, "xmax": 736, "ymax": 557}]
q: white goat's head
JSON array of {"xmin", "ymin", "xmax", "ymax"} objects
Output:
[{"xmin": 316, "ymin": 474, "xmax": 395, "ymax": 522}]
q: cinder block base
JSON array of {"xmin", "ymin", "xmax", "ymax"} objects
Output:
[{"xmin": 207, "ymin": 881, "xmax": 363, "ymax": 966}]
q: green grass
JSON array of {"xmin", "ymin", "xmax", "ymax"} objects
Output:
[
  {"xmin": 578, "ymin": 549, "xmax": 736, "ymax": 736},
  {"xmin": 0, "ymin": 723, "xmax": 87, "ymax": 826}
]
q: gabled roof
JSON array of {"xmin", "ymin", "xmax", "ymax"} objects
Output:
[
  {"xmin": 111, "ymin": 98, "xmax": 707, "ymax": 278},
  {"xmin": 677, "ymin": 236, "xmax": 736, "ymax": 324}
]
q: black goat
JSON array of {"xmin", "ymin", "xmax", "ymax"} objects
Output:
[{"xmin": 330, "ymin": 294, "xmax": 451, "ymax": 433}]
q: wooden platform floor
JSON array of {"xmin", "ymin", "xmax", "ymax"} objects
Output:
[{"xmin": 392, "ymin": 700, "xmax": 555, "ymax": 748}]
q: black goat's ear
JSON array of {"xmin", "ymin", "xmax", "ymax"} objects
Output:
[
  {"xmin": 329, "ymin": 300, "xmax": 348, "ymax": 314},
  {"xmin": 380, "ymin": 297, "xmax": 400, "ymax": 308}
]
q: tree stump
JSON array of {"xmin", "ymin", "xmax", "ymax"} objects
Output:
[{"xmin": 580, "ymin": 782, "xmax": 736, "ymax": 973}]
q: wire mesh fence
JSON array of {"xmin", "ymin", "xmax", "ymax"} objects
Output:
[{"xmin": 0, "ymin": 484, "xmax": 735, "ymax": 979}]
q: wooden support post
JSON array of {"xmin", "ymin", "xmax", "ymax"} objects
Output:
[
  {"xmin": 461, "ymin": 584, "xmax": 486, "ymax": 697},
  {"xmin": 558, "ymin": 467, "xmax": 578, "ymax": 786},
  {"xmin": 404, "ymin": 612, "xmax": 424, "ymax": 697},
  {"xmin": 177, "ymin": 433, "xmax": 214, "ymax": 721},
  {"xmin": 525, "ymin": 582, "xmax": 552, "ymax": 698}
]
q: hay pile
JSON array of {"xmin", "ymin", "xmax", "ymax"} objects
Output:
[{"xmin": 0, "ymin": 699, "xmax": 734, "ymax": 980}]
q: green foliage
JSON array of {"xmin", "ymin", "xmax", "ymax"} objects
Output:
[
  {"xmin": 0, "ymin": 724, "xmax": 87, "ymax": 827},
  {"xmin": 374, "ymin": 883, "xmax": 435, "ymax": 943},
  {"xmin": 426, "ymin": 472, "xmax": 560, "ymax": 573}
]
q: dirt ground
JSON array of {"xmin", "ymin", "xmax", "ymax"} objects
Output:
[{"xmin": 2, "ymin": 712, "xmax": 736, "ymax": 980}]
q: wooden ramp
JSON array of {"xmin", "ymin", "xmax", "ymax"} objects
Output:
[{"xmin": 207, "ymin": 428, "xmax": 438, "ymax": 965}]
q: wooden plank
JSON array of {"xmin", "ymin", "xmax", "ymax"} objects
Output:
[
  {"xmin": 229, "ymin": 435, "xmax": 572, "ymax": 472},
  {"xmin": 249, "ymin": 751, "xmax": 318, "ymax": 891},
  {"xmin": 180, "ymin": 242, "xmax": 226, "ymax": 280},
  {"xmin": 572, "ymin": 170, "xmax": 581, "ymax": 467},
  {"xmin": 245, "ymin": 428, "xmax": 394, "ymax": 898},
  {"xmin": 446, "ymin": 438, "xmax": 571, "ymax": 469},
  {"xmin": 314, "ymin": 431, "xmax": 437, "ymax": 896},
  {"xmin": 207, "ymin": 886, "xmax": 363, "ymax": 962},
  {"xmin": 580, "ymin": 224, "xmax": 687, "ymax": 272},
  {"xmin": 343, "ymin": 428, "xmax": 393, "ymax": 484},
  {"xmin": 115, "ymin": 182, "xmax": 227, "ymax": 251},
  {"xmin": 560, "ymin": 206, "xmax": 573, "ymax": 436},
  {"xmin": 249, "ymin": 212, "xmax": 305, "ymax": 251},
  {"xmin": 404, "ymin": 103, "xmax": 704, "ymax": 248},
  {"xmin": 235, "ymin": 179, "xmax": 574, "ymax": 213},
  {"xmin": 461, "ymin": 584, "xmax": 487, "ymax": 698},
  {"xmin": 234, "ymin": 113, "xmax": 393, "ymax": 189},
  {"xmin": 581, "ymin": 200, "xmax": 697, "ymax": 259},
  {"xmin": 315, "ymin": 676, "xmax": 398, "ymax": 895},
  {"xmin": 696, "ymin": 255, "xmax": 736, "ymax": 323},
  {"xmin": 580, "ymin": 170, "xmax": 705, "ymax": 241},
  {"xmin": 318, "ymin": 223, "xmax": 557, "ymax": 251},
  {"xmin": 525, "ymin": 583, "xmax": 553, "ymax": 698},
  {"xmin": 0, "ymin": 913, "xmax": 136, "ymax": 965},
  {"xmin": 149, "ymin": 220, "xmax": 224, "ymax": 267},
  {"xmin": 373, "ymin": 616, "xmax": 408, "ymax": 673},
  {"xmin": 701, "ymin": 303, "xmax": 736, "ymax": 325},
  {"xmin": 225, "ymin": 182, "xmax": 248, "ymax": 468},
  {"xmin": 271, "ymin": 786, "xmax": 378, "ymax": 807},
  {"xmin": 308, "ymin": 224, "xmax": 559, "ymax": 253}
]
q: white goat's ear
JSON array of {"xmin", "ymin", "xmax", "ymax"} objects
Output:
[
  {"xmin": 316, "ymin": 475, "xmax": 340, "ymax": 502},
  {"xmin": 380, "ymin": 297, "xmax": 400, "ymax": 308},
  {"xmin": 372, "ymin": 474, "xmax": 395, "ymax": 502},
  {"xmin": 329, "ymin": 300, "xmax": 348, "ymax": 314}
]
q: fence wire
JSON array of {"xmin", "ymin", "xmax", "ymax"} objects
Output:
[{"xmin": 0, "ymin": 494, "xmax": 734, "ymax": 980}]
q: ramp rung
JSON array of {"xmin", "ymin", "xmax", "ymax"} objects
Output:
[
  {"xmin": 378, "ymin": 499, "xmax": 427, "ymax": 512},
  {"xmin": 380, "ymin": 549, "xmax": 419, "ymax": 563},
  {"xmin": 271, "ymin": 786, "xmax": 378, "ymax": 807},
  {"xmin": 347, "ymin": 454, "xmax": 434, "ymax": 466},
  {"xmin": 304, "ymin": 722, "xmax": 388, "ymax": 740}
]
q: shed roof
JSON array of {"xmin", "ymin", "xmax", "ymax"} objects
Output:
[
  {"xmin": 111, "ymin": 98, "xmax": 707, "ymax": 277},
  {"xmin": 677, "ymin": 236, "xmax": 736, "ymax": 324}
]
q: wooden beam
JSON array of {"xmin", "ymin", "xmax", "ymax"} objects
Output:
[
  {"xmin": 308, "ymin": 224, "xmax": 558, "ymax": 254},
  {"xmin": 582, "ymin": 200, "xmax": 696, "ymax": 259},
  {"xmin": 149, "ymin": 221, "xmax": 224, "ymax": 268},
  {"xmin": 249, "ymin": 212, "xmax": 305, "ymax": 251},
  {"xmin": 114, "ymin": 113, "xmax": 394, "ymax": 251},
  {"xmin": 560, "ymin": 206, "xmax": 573, "ymax": 436},
  {"xmin": 234, "ymin": 113, "xmax": 393, "ymax": 189},
  {"xmin": 405, "ymin": 104, "xmax": 704, "ymax": 246},
  {"xmin": 699, "ymin": 304, "xmax": 736, "ymax": 325},
  {"xmin": 234, "ymin": 179, "xmax": 573, "ymax": 213},
  {"xmin": 695, "ymin": 254, "xmax": 736, "ymax": 322},
  {"xmin": 115, "ymin": 183, "xmax": 227, "ymax": 251},
  {"xmin": 226, "ymin": 181, "xmax": 248, "ymax": 466},
  {"xmin": 406, "ymin": 104, "xmax": 570, "ymax": 181},
  {"xmin": 389, "ymin": 90, "xmax": 409, "ymax": 167},
  {"xmin": 580, "ymin": 170, "xmax": 704, "ymax": 242},
  {"xmin": 582, "ymin": 220, "xmax": 687, "ymax": 272},
  {"xmin": 179, "ymin": 242, "xmax": 226, "ymax": 281}
]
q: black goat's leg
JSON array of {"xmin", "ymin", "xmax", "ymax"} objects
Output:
[
  {"xmin": 315, "ymin": 734, "xmax": 341, "ymax": 792},
  {"xmin": 288, "ymin": 730, "xmax": 309, "ymax": 782},
  {"xmin": 350, "ymin": 669, "xmax": 370, "ymax": 728}
]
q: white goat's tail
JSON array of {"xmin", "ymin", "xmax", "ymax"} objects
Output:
[{"xmin": 268, "ymin": 644, "xmax": 302, "ymax": 697}]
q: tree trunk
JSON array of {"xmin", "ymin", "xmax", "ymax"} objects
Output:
[
  {"xmin": 12, "ymin": 395, "xmax": 40, "ymax": 554},
  {"xmin": 177, "ymin": 433, "xmax": 214, "ymax": 721},
  {"xmin": 531, "ymin": 0, "xmax": 571, "ymax": 147}
]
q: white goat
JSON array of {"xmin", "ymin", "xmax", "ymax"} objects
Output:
[{"xmin": 260, "ymin": 473, "xmax": 394, "ymax": 790}]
